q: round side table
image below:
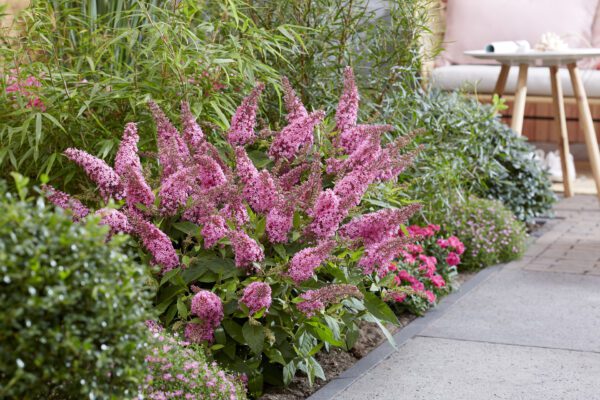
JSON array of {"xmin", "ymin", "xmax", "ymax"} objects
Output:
[{"xmin": 465, "ymin": 49, "xmax": 600, "ymax": 200}]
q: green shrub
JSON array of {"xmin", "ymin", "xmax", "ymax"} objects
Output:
[
  {"xmin": 43, "ymin": 69, "xmax": 420, "ymax": 396},
  {"xmin": 436, "ymin": 197, "xmax": 527, "ymax": 270},
  {"xmin": 404, "ymin": 90, "xmax": 556, "ymax": 223},
  {"xmin": 0, "ymin": 179, "xmax": 152, "ymax": 399}
]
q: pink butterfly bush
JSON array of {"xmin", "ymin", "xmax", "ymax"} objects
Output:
[
  {"xmin": 43, "ymin": 68, "xmax": 424, "ymax": 353},
  {"xmin": 240, "ymin": 282, "xmax": 272, "ymax": 315}
]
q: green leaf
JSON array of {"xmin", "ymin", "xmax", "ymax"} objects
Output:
[
  {"xmin": 160, "ymin": 268, "xmax": 181, "ymax": 286},
  {"xmin": 273, "ymin": 244, "xmax": 287, "ymax": 260},
  {"xmin": 363, "ymin": 292, "xmax": 399, "ymax": 325},
  {"xmin": 308, "ymin": 356, "xmax": 325, "ymax": 381},
  {"xmin": 222, "ymin": 320, "xmax": 244, "ymax": 344},
  {"xmin": 283, "ymin": 361, "xmax": 296, "ymax": 386},
  {"xmin": 306, "ymin": 321, "xmax": 344, "ymax": 347},
  {"xmin": 264, "ymin": 347, "xmax": 285, "ymax": 365},
  {"xmin": 172, "ymin": 221, "xmax": 199, "ymax": 236},
  {"xmin": 176, "ymin": 297, "xmax": 188, "ymax": 319},
  {"xmin": 242, "ymin": 321, "xmax": 264, "ymax": 355},
  {"xmin": 345, "ymin": 323, "xmax": 360, "ymax": 349}
]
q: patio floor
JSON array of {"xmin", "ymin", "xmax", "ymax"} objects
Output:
[{"xmin": 331, "ymin": 195, "xmax": 600, "ymax": 400}]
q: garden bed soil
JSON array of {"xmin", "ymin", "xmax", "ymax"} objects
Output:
[{"xmin": 260, "ymin": 271, "xmax": 477, "ymax": 400}]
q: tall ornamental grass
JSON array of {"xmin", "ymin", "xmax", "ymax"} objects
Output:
[{"xmin": 0, "ymin": 0, "xmax": 301, "ymax": 189}]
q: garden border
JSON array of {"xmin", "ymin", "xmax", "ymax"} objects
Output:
[{"xmin": 307, "ymin": 263, "xmax": 504, "ymax": 400}]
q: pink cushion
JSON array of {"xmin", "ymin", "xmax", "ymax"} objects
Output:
[{"xmin": 441, "ymin": 0, "xmax": 600, "ymax": 65}]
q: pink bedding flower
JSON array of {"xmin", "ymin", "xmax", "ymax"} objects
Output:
[
  {"xmin": 437, "ymin": 238, "xmax": 449, "ymax": 248},
  {"xmin": 447, "ymin": 236, "xmax": 465, "ymax": 255},
  {"xmin": 446, "ymin": 252, "xmax": 461, "ymax": 266},
  {"xmin": 424, "ymin": 290, "xmax": 436, "ymax": 303},
  {"xmin": 430, "ymin": 275, "xmax": 446, "ymax": 288}
]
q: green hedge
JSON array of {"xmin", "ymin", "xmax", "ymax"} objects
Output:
[{"xmin": 0, "ymin": 182, "xmax": 152, "ymax": 399}]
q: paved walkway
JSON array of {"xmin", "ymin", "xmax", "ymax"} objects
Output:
[{"xmin": 313, "ymin": 195, "xmax": 600, "ymax": 400}]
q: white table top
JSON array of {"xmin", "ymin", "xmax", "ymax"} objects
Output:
[{"xmin": 465, "ymin": 49, "xmax": 600, "ymax": 65}]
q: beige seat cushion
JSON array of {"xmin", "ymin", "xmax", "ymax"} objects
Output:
[{"xmin": 431, "ymin": 65, "xmax": 600, "ymax": 97}]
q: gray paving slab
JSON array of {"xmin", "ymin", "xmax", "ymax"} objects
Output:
[
  {"xmin": 421, "ymin": 268, "xmax": 600, "ymax": 352},
  {"xmin": 334, "ymin": 337, "xmax": 600, "ymax": 400},
  {"xmin": 312, "ymin": 196, "xmax": 600, "ymax": 400}
]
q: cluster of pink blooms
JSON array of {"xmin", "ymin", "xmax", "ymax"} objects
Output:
[
  {"xmin": 186, "ymin": 289, "xmax": 224, "ymax": 343},
  {"xmin": 5, "ymin": 71, "xmax": 46, "ymax": 110},
  {"xmin": 41, "ymin": 184, "xmax": 89, "ymax": 221},
  {"xmin": 287, "ymin": 240, "xmax": 335, "ymax": 283},
  {"xmin": 437, "ymin": 235, "xmax": 465, "ymax": 266},
  {"xmin": 143, "ymin": 322, "xmax": 244, "ymax": 400},
  {"xmin": 44, "ymin": 67, "xmax": 416, "ymax": 283},
  {"xmin": 297, "ymin": 284, "xmax": 363, "ymax": 317},
  {"xmin": 381, "ymin": 225, "xmax": 466, "ymax": 306},
  {"xmin": 43, "ymin": 69, "xmax": 422, "ymax": 351},
  {"xmin": 240, "ymin": 282, "xmax": 272, "ymax": 315}
]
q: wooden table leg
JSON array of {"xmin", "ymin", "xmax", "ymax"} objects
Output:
[
  {"xmin": 494, "ymin": 64, "xmax": 510, "ymax": 97},
  {"xmin": 549, "ymin": 66, "xmax": 574, "ymax": 198},
  {"xmin": 567, "ymin": 63, "xmax": 600, "ymax": 200},
  {"xmin": 511, "ymin": 64, "xmax": 529, "ymax": 135}
]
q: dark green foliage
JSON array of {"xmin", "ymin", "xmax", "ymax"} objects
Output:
[
  {"xmin": 0, "ymin": 179, "xmax": 152, "ymax": 399},
  {"xmin": 404, "ymin": 90, "xmax": 555, "ymax": 223}
]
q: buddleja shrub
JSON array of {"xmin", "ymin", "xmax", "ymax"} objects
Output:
[{"xmin": 44, "ymin": 68, "xmax": 420, "ymax": 395}]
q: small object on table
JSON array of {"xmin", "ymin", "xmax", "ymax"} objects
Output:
[
  {"xmin": 464, "ymin": 49, "xmax": 600, "ymax": 201},
  {"xmin": 485, "ymin": 40, "xmax": 531, "ymax": 53}
]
